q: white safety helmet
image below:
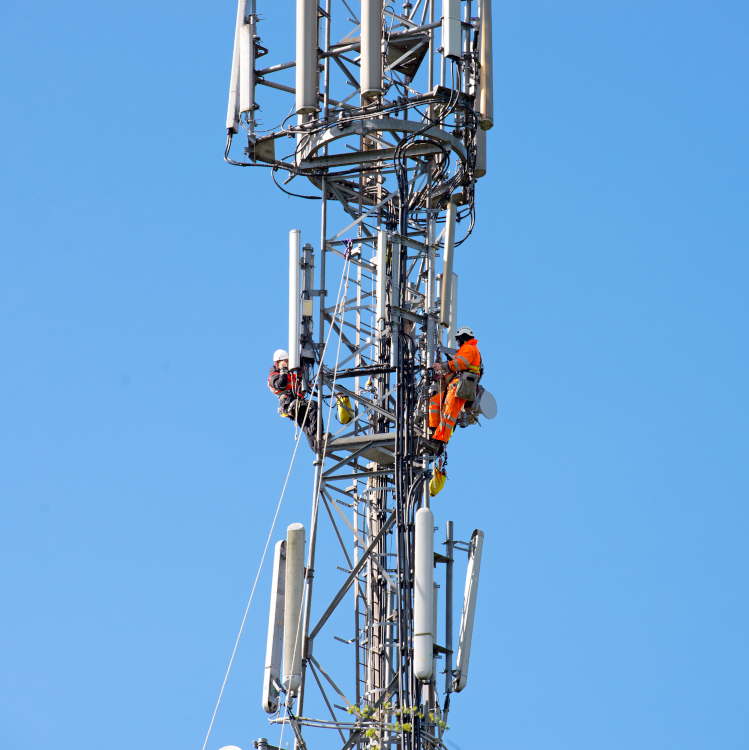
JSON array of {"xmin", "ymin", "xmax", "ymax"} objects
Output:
[
  {"xmin": 456, "ymin": 326, "xmax": 474, "ymax": 340},
  {"xmin": 273, "ymin": 349, "xmax": 290, "ymax": 362}
]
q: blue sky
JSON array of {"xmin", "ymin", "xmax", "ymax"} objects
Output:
[{"xmin": 1, "ymin": 1, "xmax": 748, "ymax": 749}]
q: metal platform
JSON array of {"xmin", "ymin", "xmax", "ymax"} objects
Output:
[{"xmin": 327, "ymin": 433, "xmax": 427, "ymax": 467}]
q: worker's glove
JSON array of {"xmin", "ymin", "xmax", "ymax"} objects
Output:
[
  {"xmin": 433, "ymin": 362, "xmax": 443, "ymax": 372},
  {"xmin": 280, "ymin": 366, "xmax": 289, "ymax": 375}
]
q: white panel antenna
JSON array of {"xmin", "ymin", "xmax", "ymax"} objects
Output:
[
  {"xmin": 262, "ymin": 540, "xmax": 286, "ymax": 713},
  {"xmin": 239, "ymin": 21, "xmax": 254, "ymax": 115},
  {"xmin": 447, "ymin": 273, "xmax": 458, "ymax": 348},
  {"xmin": 414, "ymin": 507, "xmax": 434, "ymax": 680},
  {"xmin": 376, "ymin": 230, "xmax": 388, "ymax": 326},
  {"xmin": 475, "ymin": 126, "xmax": 487, "ymax": 178},
  {"xmin": 479, "ymin": 0, "xmax": 494, "ymax": 130},
  {"xmin": 295, "ymin": 0, "xmax": 318, "ymax": 114},
  {"xmin": 225, "ymin": 0, "xmax": 247, "ymax": 133},
  {"xmin": 432, "ymin": 581, "xmax": 439, "ymax": 679},
  {"xmin": 389, "ymin": 241, "xmax": 402, "ymax": 366},
  {"xmin": 283, "ymin": 523, "xmax": 305, "ymax": 693},
  {"xmin": 454, "ymin": 529, "xmax": 484, "ymax": 692},
  {"xmin": 440, "ymin": 202, "xmax": 457, "ymax": 329},
  {"xmin": 289, "ymin": 230, "xmax": 301, "ymax": 370},
  {"xmin": 442, "ymin": 0, "xmax": 462, "ymax": 60},
  {"xmin": 361, "ymin": 0, "xmax": 383, "ymax": 99}
]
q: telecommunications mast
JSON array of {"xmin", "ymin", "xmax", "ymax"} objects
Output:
[{"xmin": 222, "ymin": 1, "xmax": 495, "ymax": 749}]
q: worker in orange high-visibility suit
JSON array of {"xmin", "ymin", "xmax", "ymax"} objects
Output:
[{"xmin": 429, "ymin": 326, "xmax": 482, "ymax": 444}]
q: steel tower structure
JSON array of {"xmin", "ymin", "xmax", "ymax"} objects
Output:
[{"xmin": 223, "ymin": 2, "xmax": 493, "ymax": 749}]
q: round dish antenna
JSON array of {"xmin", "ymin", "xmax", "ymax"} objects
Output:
[{"xmin": 479, "ymin": 389, "xmax": 498, "ymax": 419}]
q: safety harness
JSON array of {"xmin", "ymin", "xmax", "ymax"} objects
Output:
[{"xmin": 268, "ymin": 367, "xmax": 305, "ymax": 417}]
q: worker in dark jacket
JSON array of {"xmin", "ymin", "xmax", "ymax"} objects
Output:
[{"xmin": 268, "ymin": 348, "xmax": 320, "ymax": 452}]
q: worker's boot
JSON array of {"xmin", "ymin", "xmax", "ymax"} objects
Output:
[
  {"xmin": 321, "ymin": 431, "xmax": 334, "ymax": 449},
  {"xmin": 420, "ymin": 438, "xmax": 443, "ymax": 455},
  {"xmin": 313, "ymin": 432, "xmax": 334, "ymax": 454}
]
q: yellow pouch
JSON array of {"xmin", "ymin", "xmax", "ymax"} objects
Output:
[
  {"xmin": 429, "ymin": 462, "xmax": 447, "ymax": 497},
  {"xmin": 337, "ymin": 395, "xmax": 353, "ymax": 424}
]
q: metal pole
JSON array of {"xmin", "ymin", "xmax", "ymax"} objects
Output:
[
  {"xmin": 444, "ymin": 521, "xmax": 454, "ymax": 698},
  {"xmin": 428, "ymin": 0, "xmax": 435, "ymax": 97},
  {"xmin": 318, "ymin": 0, "xmax": 331, "ymax": 346},
  {"xmin": 297, "ymin": 460, "xmax": 323, "ymax": 721},
  {"xmin": 319, "ymin": 184, "xmax": 327, "ymax": 348}
]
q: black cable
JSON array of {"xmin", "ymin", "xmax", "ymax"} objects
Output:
[
  {"xmin": 231, "ymin": 80, "xmax": 482, "ymax": 235},
  {"xmin": 224, "ymin": 133, "xmax": 276, "ymax": 168},
  {"xmin": 271, "ymin": 168, "xmax": 321, "ymax": 200},
  {"xmin": 453, "ymin": 207, "xmax": 475, "ymax": 247}
]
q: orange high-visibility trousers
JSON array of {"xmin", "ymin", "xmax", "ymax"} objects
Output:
[
  {"xmin": 429, "ymin": 339, "xmax": 481, "ymax": 444},
  {"xmin": 429, "ymin": 389, "xmax": 444, "ymax": 430},
  {"xmin": 430, "ymin": 379, "xmax": 466, "ymax": 443}
]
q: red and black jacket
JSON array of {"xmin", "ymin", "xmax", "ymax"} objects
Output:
[{"xmin": 268, "ymin": 366, "xmax": 304, "ymax": 413}]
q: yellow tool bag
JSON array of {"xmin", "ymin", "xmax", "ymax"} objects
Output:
[
  {"xmin": 429, "ymin": 460, "xmax": 448, "ymax": 497},
  {"xmin": 336, "ymin": 395, "xmax": 353, "ymax": 424}
]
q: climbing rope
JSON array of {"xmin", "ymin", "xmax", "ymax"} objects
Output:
[
  {"xmin": 200, "ymin": 256, "xmax": 354, "ymax": 750},
  {"xmin": 271, "ymin": 253, "xmax": 354, "ymax": 750}
]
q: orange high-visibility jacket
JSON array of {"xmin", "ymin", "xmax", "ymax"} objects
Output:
[
  {"xmin": 431, "ymin": 339, "xmax": 482, "ymax": 443},
  {"xmin": 447, "ymin": 338, "xmax": 481, "ymax": 376}
]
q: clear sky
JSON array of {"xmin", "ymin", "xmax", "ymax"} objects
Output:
[{"xmin": 1, "ymin": 2, "xmax": 748, "ymax": 749}]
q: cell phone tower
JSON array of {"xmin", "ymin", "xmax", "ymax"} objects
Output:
[{"xmin": 221, "ymin": 2, "xmax": 495, "ymax": 750}]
